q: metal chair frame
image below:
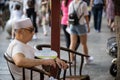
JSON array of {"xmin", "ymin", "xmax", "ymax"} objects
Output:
[{"xmin": 35, "ymin": 44, "xmax": 90, "ymax": 80}]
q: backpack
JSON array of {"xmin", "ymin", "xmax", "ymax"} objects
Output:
[
  {"xmin": 27, "ymin": 0, "xmax": 35, "ymax": 8},
  {"xmin": 69, "ymin": 1, "xmax": 83, "ymax": 25}
]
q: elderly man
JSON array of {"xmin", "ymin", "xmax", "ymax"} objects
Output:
[{"xmin": 5, "ymin": 18, "xmax": 68, "ymax": 80}]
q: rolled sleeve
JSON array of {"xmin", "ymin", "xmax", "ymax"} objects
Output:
[{"xmin": 12, "ymin": 45, "xmax": 24, "ymax": 57}]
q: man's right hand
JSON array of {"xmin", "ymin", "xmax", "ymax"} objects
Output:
[{"xmin": 42, "ymin": 59, "xmax": 56, "ymax": 68}]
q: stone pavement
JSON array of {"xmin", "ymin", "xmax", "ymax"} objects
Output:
[{"xmin": 0, "ymin": 16, "xmax": 115, "ymax": 80}]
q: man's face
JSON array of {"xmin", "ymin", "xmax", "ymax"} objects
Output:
[{"xmin": 21, "ymin": 27, "xmax": 34, "ymax": 41}]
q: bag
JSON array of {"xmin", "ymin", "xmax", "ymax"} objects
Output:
[
  {"xmin": 69, "ymin": 1, "xmax": 83, "ymax": 25},
  {"xmin": 27, "ymin": 0, "xmax": 35, "ymax": 8},
  {"xmin": 69, "ymin": 11, "xmax": 79, "ymax": 25}
]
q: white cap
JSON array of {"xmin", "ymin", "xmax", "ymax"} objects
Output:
[{"xmin": 14, "ymin": 18, "xmax": 33, "ymax": 29}]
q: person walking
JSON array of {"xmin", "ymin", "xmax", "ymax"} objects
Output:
[
  {"xmin": 61, "ymin": 0, "xmax": 72, "ymax": 48},
  {"xmin": 11, "ymin": 4, "xmax": 23, "ymax": 39},
  {"xmin": 61, "ymin": 0, "xmax": 80, "ymax": 49},
  {"xmin": 106, "ymin": 0, "xmax": 115, "ymax": 31},
  {"xmin": 41, "ymin": 0, "xmax": 49, "ymax": 36},
  {"xmin": 68, "ymin": 0, "xmax": 93, "ymax": 64},
  {"xmin": 5, "ymin": 1, "xmax": 23, "ymax": 39},
  {"xmin": 90, "ymin": 0, "xmax": 105, "ymax": 32},
  {"xmin": 22, "ymin": 0, "xmax": 41, "ymax": 39}
]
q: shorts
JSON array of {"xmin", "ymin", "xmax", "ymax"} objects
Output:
[{"xmin": 70, "ymin": 24, "xmax": 87, "ymax": 35}]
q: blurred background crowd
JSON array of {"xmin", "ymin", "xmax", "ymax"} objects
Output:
[{"xmin": 0, "ymin": 0, "xmax": 115, "ymax": 39}]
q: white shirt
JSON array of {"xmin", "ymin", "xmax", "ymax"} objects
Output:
[
  {"xmin": 11, "ymin": 10, "xmax": 23, "ymax": 20},
  {"xmin": 68, "ymin": 0, "xmax": 88, "ymax": 25},
  {"xmin": 9, "ymin": 1, "xmax": 23, "ymax": 19},
  {"xmin": 6, "ymin": 39, "xmax": 42, "ymax": 80}
]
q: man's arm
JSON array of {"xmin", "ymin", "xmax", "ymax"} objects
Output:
[
  {"xmin": 13, "ymin": 53, "xmax": 68, "ymax": 69},
  {"xmin": 13, "ymin": 53, "xmax": 56, "ymax": 68}
]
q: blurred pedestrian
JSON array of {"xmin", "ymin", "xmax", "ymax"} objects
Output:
[
  {"xmin": 22, "ymin": 0, "xmax": 41, "ymax": 39},
  {"xmin": 61, "ymin": 0, "xmax": 72, "ymax": 48},
  {"xmin": 61, "ymin": 0, "xmax": 80, "ymax": 50},
  {"xmin": 41, "ymin": 0, "xmax": 49, "ymax": 36},
  {"xmin": 90, "ymin": 0, "xmax": 105, "ymax": 32},
  {"xmin": 106, "ymin": 0, "xmax": 115, "ymax": 31},
  {"xmin": 68, "ymin": 0, "xmax": 93, "ymax": 64},
  {"xmin": 5, "ymin": 1, "xmax": 22, "ymax": 39},
  {"xmin": 11, "ymin": 3, "xmax": 23, "ymax": 39}
]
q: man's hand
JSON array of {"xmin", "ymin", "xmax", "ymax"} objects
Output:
[
  {"xmin": 42, "ymin": 59, "xmax": 56, "ymax": 68},
  {"xmin": 55, "ymin": 58, "xmax": 68, "ymax": 70}
]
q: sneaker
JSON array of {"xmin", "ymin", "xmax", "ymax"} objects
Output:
[
  {"xmin": 95, "ymin": 29, "xmax": 101, "ymax": 33},
  {"xmin": 85, "ymin": 56, "xmax": 94, "ymax": 64}
]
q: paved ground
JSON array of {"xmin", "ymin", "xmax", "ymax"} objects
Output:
[{"xmin": 0, "ymin": 16, "xmax": 115, "ymax": 80}]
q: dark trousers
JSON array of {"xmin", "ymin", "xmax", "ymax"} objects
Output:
[
  {"xmin": 0, "ymin": 3, "xmax": 5, "ymax": 11},
  {"xmin": 92, "ymin": 5, "xmax": 103, "ymax": 32},
  {"xmin": 26, "ymin": 8, "xmax": 38, "ymax": 33},
  {"xmin": 62, "ymin": 25, "xmax": 80, "ymax": 50},
  {"xmin": 88, "ymin": 11, "xmax": 91, "ymax": 22}
]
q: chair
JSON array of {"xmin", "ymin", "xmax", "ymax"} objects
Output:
[
  {"xmin": 35, "ymin": 44, "xmax": 90, "ymax": 80},
  {"xmin": 4, "ymin": 53, "xmax": 51, "ymax": 80}
]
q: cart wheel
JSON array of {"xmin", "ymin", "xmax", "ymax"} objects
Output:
[{"xmin": 110, "ymin": 63, "xmax": 117, "ymax": 77}]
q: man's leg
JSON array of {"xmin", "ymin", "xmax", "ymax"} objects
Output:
[
  {"xmin": 97, "ymin": 8, "xmax": 103, "ymax": 32},
  {"xmin": 33, "ymin": 11, "xmax": 38, "ymax": 33},
  {"xmin": 93, "ymin": 7, "xmax": 98, "ymax": 30}
]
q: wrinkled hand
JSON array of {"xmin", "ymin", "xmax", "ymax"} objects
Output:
[
  {"xmin": 42, "ymin": 59, "xmax": 56, "ymax": 68},
  {"xmin": 55, "ymin": 58, "xmax": 68, "ymax": 70}
]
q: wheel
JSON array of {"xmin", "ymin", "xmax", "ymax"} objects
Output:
[{"xmin": 110, "ymin": 63, "xmax": 117, "ymax": 77}]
